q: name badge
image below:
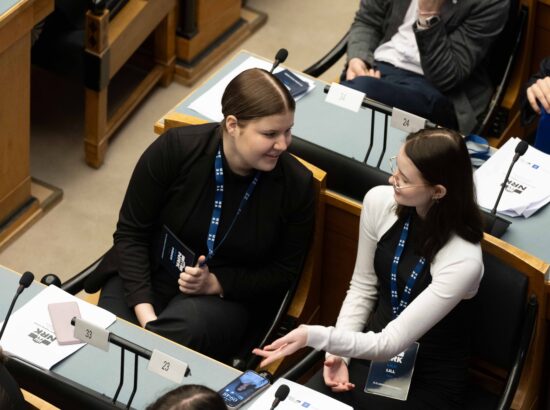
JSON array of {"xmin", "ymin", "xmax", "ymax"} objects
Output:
[
  {"xmin": 325, "ymin": 82, "xmax": 365, "ymax": 112},
  {"xmin": 364, "ymin": 342, "xmax": 419, "ymax": 401},
  {"xmin": 147, "ymin": 349, "xmax": 190, "ymax": 383},
  {"xmin": 160, "ymin": 225, "xmax": 196, "ymax": 279},
  {"xmin": 391, "ymin": 108, "xmax": 426, "ymax": 133},
  {"xmin": 73, "ymin": 317, "xmax": 110, "ymax": 351}
]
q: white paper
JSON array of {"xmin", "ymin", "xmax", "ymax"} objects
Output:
[
  {"xmin": 0, "ymin": 285, "xmax": 116, "ymax": 369},
  {"xmin": 325, "ymin": 82, "xmax": 365, "ymax": 112},
  {"xmin": 474, "ymin": 138, "xmax": 550, "ymax": 217},
  {"xmin": 188, "ymin": 56, "xmax": 315, "ymax": 122},
  {"xmin": 247, "ymin": 378, "xmax": 352, "ymax": 410}
]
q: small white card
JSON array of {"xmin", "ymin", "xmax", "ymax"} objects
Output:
[
  {"xmin": 147, "ymin": 349, "xmax": 189, "ymax": 384},
  {"xmin": 74, "ymin": 317, "xmax": 110, "ymax": 351},
  {"xmin": 325, "ymin": 82, "xmax": 365, "ymax": 112},
  {"xmin": 391, "ymin": 108, "xmax": 426, "ymax": 133}
]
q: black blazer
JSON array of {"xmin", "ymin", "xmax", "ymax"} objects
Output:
[{"xmin": 86, "ymin": 123, "xmax": 315, "ymax": 307}]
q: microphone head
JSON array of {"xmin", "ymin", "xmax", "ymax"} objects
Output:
[
  {"xmin": 19, "ymin": 271, "xmax": 34, "ymax": 288},
  {"xmin": 275, "ymin": 384, "xmax": 290, "ymax": 401},
  {"xmin": 515, "ymin": 140, "xmax": 529, "ymax": 156},
  {"xmin": 275, "ymin": 48, "xmax": 288, "ymax": 64}
]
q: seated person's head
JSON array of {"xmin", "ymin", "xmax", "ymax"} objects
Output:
[
  {"xmin": 147, "ymin": 384, "xmax": 227, "ymax": 410},
  {"xmin": 220, "ymin": 68, "xmax": 296, "ymax": 175}
]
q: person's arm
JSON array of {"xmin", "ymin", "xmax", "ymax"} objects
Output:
[
  {"xmin": 414, "ymin": 0, "xmax": 509, "ymax": 92},
  {"xmin": 346, "ymin": 0, "xmax": 389, "ymax": 75},
  {"xmin": 255, "ymin": 251, "xmax": 482, "ymax": 367},
  {"xmin": 114, "ymin": 129, "xmax": 188, "ymax": 309},
  {"xmin": 522, "ymin": 57, "xmax": 550, "ymax": 124},
  {"xmin": 212, "ymin": 170, "xmax": 315, "ymax": 301}
]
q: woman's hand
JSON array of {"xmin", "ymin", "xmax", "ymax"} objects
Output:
[
  {"xmin": 527, "ymin": 77, "xmax": 550, "ymax": 114},
  {"xmin": 178, "ymin": 255, "xmax": 223, "ymax": 295},
  {"xmin": 323, "ymin": 356, "xmax": 355, "ymax": 392},
  {"xmin": 252, "ymin": 326, "xmax": 309, "ymax": 367},
  {"xmin": 134, "ymin": 303, "xmax": 157, "ymax": 328}
]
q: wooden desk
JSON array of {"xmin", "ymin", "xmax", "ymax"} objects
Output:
[{"xmin": 0, "ymin": 0, "xmax": 53, "ymax": 245}]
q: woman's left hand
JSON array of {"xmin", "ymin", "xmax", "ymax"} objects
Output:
[
  {"xmin": 252, "ymin": 326, "xmax": 309, "ymax": 367},
  {"xmin": 179, "ymin": 256, "xmax": 223, "ymax": 295}
]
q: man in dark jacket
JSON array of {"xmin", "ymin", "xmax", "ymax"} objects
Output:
[{"xmin": 342, "ymin": 0, "xmax": 509, "ymax": 133}]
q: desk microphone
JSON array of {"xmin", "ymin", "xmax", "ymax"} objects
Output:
[
  {"xmin": 0, "ymin": 271, "xmax": 34, "ymax": 341},
  {"xmin": 270, "ymin": 384, "xmax": 290, "ymax": 410},
  {"xmin": 269, "ymin": 48, "xmax": 288, "ymax": 74},
  {"xmin": 484, "ymin": 140, "xmax": 529, "ymax": 236}
]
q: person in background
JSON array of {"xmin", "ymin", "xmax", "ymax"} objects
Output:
[
  {"xmin": 147, "ymin": 384, "xmax": 227, "ymax": 410},
  {"xmin": 84, "ymin": 68, "xmax": 314, "ymax": 363},
  {"xmin": 254, "ymin": 128, "xmax": 484, "ymax": 409},
  {"xmin": 342, "ymin": 0, "xmax": 508, "ymax": 133},
  {"xmin": 522, "ymin": 57, "xmax": 550, "ymax": 124}
]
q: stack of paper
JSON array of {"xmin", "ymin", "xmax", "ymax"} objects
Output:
[
  {"xmin": 474, "ymin": 137, "xmax": 550, "ymax": 217},
  {"xmin": 0, "ymin": 285, "xmax": 116, "ymax": 369},
  {"xmin": 247, "ymin": 378, "xmax": 352, "ymax": 410}
]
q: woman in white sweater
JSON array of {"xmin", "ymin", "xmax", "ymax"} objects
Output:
[{"xmin": 254, "ymin": 128, "xmax": 484, "ymax": 409}]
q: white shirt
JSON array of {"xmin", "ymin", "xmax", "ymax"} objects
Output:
[
  {"xmin": 374, "ymin": 0, "xmax": 424, "ymax": 75},
  {"xmin": 305, "ymin": 185, "xmax": 483, "ymax": 362}
]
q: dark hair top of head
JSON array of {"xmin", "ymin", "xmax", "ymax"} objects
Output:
[
  {"xmin": 396, "ymin": 127, "xmax": 483, "ymax": 261},
  {"xmin": 221, "ymin": 68, "xmax": 295, "ymax": 128},
  {"xmin": 147, "ymin": 384, "xmax": 227, "ymax": 410}
]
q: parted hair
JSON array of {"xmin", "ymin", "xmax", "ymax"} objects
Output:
[
  {"xmin": 396, "ymin": 128, "xmax": 483, "ymax": 262},
  {"xmin": 147, "ymin": 384, "xmax": 227, "ymax": 410},
  {"xmin": 221, "ymin": 68, "xmax": 295, "ymax": 128}
]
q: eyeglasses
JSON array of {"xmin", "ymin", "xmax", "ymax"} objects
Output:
[{"xmin": 388, "ymin": 156, "xmax": 428, "ymax": 192}]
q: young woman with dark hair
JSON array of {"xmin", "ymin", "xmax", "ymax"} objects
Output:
[
  {"xmin": 86, "ymin": 68, "xmax": 315, "ymax": 362},
  {"xmin": 254, "ymin": 128, "xmax": 484, "ymax": 409},
  {"xmin": 147, "ymin": 384, "xmax": 227, "ymax": 410}
]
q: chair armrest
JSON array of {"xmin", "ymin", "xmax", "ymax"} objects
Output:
[
  {"xmin": 497, "ymin": 294, "xmax": 538, "ymax": 410},
  {"xmin": 303, "ymin": 31, "xmax": 349, "ymax": 78},
  {"xmin": 60, "ymin": 256, "xmax": 104, "ymax": 295}
]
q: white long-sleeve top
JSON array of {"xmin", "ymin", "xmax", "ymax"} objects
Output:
[{"xmin": 306, "ymin": 185, "xmax": 483, "ymax": 362}]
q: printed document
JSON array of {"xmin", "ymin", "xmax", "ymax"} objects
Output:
[
  {"xmin": 188, "ymin": 56, "xmax": 315, "ymax": 122},
  {"xmin": 247, "ymin": 378, "xmax": 352, "ymax": 410},
  {"xmin": 0, "ymin": 285, "xmax": 116, "ymax": 369},
  {"xmin": 474, "ymin": 137, "xmax": 550, "ymax": 217}
]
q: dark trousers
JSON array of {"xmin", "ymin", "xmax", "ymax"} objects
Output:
[
  {"xmin": 98, "ymin": 275, "xmax": 250, "ymax": 362},
  {"xmin": 341, "ymin": 62, "xmax": 458, "ymax": 130},
  {"xmin": 306, "ymin": 358, "xmax": 460, "ymax": 410}
]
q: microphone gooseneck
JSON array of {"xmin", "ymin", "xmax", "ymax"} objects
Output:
[
  {"xmin": 269, "ymin": 48, "xmax": 289, "ymax": 74},
  {"xmin": 270, "ymin": 384, "xmax": 290, "ymax": 410},
  {"xmin": 491, "ymin": 140, "xmax": 529, "ymax": 216},
  {"xmin": 0, "ymin": 271, "xmax": 35, "ymax": 341}
]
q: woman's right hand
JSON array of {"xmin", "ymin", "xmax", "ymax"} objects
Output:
[
  {"xmin": 323, "ymin": 355, "xmax": 355, "ymax": 392},
  {"xmin": 134, "ymin": 303, "xmax": 157, "ymax": 328}
]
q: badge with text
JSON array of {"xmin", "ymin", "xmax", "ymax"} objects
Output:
[
  {"xmin": 364, "ymin": 342, "xmax": 419, "ymax": 401},
  {"xmin": 73, "ymin": 317, "xmax": 110, "ymax": 351},
  {"xmin": 147, "ymin": 349, "xmax": 190, "ymax": 383},
  {"xmin": 391, "ymin": 108, "xmax": 426, "ymax": 133},
  {"xmin": 325, "ymin": 82, "xmax": 365, "ymax": 112},
  {"xmin": 160, "ymin": 225, "xmax": 196, "ymax": 279}
]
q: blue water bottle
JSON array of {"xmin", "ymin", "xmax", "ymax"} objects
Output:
[{"xmin": 534, "ymin": 107, "xmax": 550, "ymax": 154}]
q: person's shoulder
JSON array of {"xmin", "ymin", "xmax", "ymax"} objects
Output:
[
  {"xmin": 363, "ymin": 185, "xmax": 395, "ymax": 211},
  {"xmin": 278, "ymin": 152, "xmax": 314, "ymax": 186},
  {"xmin": 433, "ymin": 235, "xmax": 483, "ymax": 280},
  {"xmin": 155, "ymin": 123, "xmax": 219, "ymax": 155}
]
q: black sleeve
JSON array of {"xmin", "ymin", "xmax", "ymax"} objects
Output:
[
  {"xmin": 113, "ymin": 129, "xmax": 187, "ymax": 307},
  {"xmin": 521, "ymin": 57, "xmax": 550, "ymax": 125},
  {"xmin": 214, "ymin": 166, "xmax": 316, "ymax": 301}
]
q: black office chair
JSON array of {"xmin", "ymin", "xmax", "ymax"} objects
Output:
[
  {"xmin": 281, "ymin": 238, "xmax": 542, "ymax": 409},
  {"xmin": 302, "ymin": 0, "xmax": 527, "ymax": 139}
]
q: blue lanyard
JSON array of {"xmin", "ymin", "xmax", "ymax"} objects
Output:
[
  {"xmin": 205, "ymin": 146, "xmax": 261, "ymax": 261},
  {"xmin": 390, "ymin": 215, "xmax": 426, "ymax": 319}
]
